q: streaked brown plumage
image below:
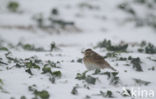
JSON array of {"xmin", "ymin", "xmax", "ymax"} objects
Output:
[{"xmin": 83, "ymin": 49, "xmax": 116, "ymax": 71}]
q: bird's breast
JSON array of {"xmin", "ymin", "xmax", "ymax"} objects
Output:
[{"xmin": 83, "ymin": 57, "xmax": 101, "ymax": 70}]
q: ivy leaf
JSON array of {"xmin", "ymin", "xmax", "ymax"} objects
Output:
[
  {"xmin": 34, "ymin": 90, "xmax": 50, "ymax": 99},
  {"xmin": 85, "ymin": 76, "xmax": 96, "ymax": 84},
  {"xmin": 52, "ymin": 71, "xmax": 62, "ymax": 77},
  {"xmin": 133, "ymin": 78, "xmax": 151, "ymax": 86},
  {"xmin": 25, "ymin": 69, "xmax": 33, "ymax": 75},
  {"xmin": 71, "ymin": 86, "xmax": 78, "ymax": 95}
]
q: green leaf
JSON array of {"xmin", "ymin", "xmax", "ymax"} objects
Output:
[
  {"xmin": 34, "ymin": 90, "xmax": 50, "ymax": 99},
  {"xmin": 93, "ymin": 69, "xmax": 101, "ymax": 75},
  {"xmin": 49, "ymin": 77, "xmax": 55, "ymax": 84},
  {"xmin": 96, "ymin": 39, "xmax": 128, "ymax": 52},
  {"xmin": 145, "ymin": 43, "xmax": 156, "ymax": 54},
  {"xmin": 46, "ymin": 60, "xmax": 60, "ymax": 68},
  {"xmin": 23, "ymin": 44, "xmax": 34, "ymax": 50},
  {"xmin": 100, "ymin": 90, "xmax": 114, "ymax": 98},
  {"xmin": 75, "ymin": 71, "xmax": 87, "ymax": 80},
  {"xmin": 51, "ymin": 8, "xmax": 59, "ymax": 15},
  {"xmin": 7, "ymin": 1, "xmax": 19, "ymax": 12},
  {"xmin": 0, "ymin": 47, "xmax": 8, "ymax": 51},
  {"xmin": 28, "ymin": 85, "xmax": 36, "ymax": 92},
  {"xmin": 0, "ymin": 79, "xmax": 3, "ymax": 84},
  {"xmin": 18, "ymin": 42, "xmax": 46, "ymax": 52},
  {"xmin": 20, "ymin": 96, "xmax": 26, "ymax": 99},
  {"xmin": 71, "ymin": 87, "xmax": 78, "ymax": 95},
  {"xmin": 85, "ymin": 76, "xmax": 96, "ymax": 84},
  {"xmin": 50, "ymin": 42, "xmax": 56, "ymax": 51},
  {"xmin": 25, "ymin": 69, "xmax": 33, "ymax": 75},
  {"xmin": 103, "ymin": 72, "xmax": 111, "ymax": 79},
  {"xmin": 102, "ymin": 72, "xmax": 120, "ymax": 85},
  {"xmin": 133, "ymin": 78, "xmax": 151, "ymax": 86},
  {"xmin": 105, "ymin": 90, "xmax": 113, "ymax": 98},
  {"xmin": 131, "ymin": 57, "xmax": 143, "ymax": 72},
  {"xmin": 26, "ymin": 61, "xmax": 40, "ymax": 69},
  {"xmin": 77, "ymin": 58, "xmax": 82, "ymax": 63},
  {"xmin": 42, "ymin": 66, "xmax": 52, "ymax": 74},
  {"xmin": 52, "ymin": 71, "xmax": 62, "ymax": 77}
]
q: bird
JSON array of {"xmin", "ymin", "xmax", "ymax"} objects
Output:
[{"xmin": 82, "ymin": 49, "xmax": 117, "ymax": 71}]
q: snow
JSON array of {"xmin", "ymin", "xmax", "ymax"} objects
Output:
[{"xmin": 0, "ymin": 0, "xmax": 156, "ymax": 99}]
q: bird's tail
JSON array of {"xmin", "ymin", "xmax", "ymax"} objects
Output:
[{"xmin": 109, "ymin": 66, "xmax": 117, "ymax": 71}]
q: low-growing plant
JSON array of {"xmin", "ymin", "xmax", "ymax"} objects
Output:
[
  {"xmin": 28, "ymin": 85, "xmax": 50, "ymax": 99},
  {"xmin": 4, "ymin": 54, "xmax": 41, "ymax": 74},
  {"xmin": 93, "ymin": 69, "xmax": 101, "ymax": 75},
  {"xmin": 49, "ymin": 77, "xmax": 55, "ymax": 84},
  {"xmin": 42, "ymin": 66, "xmax": 52, "ymax": 74},
  {"xmin": 25, "ymin": 68, "xmax": 33, "ymax": 75},
  {"xmin": 145, "ymin": 43, "xmax": 156, "ymax": 54},
  {"xmin": 33, "ymin": 13, "xmax": 44, "ymax": 27},
  {"xmin": 133, "ymin": 78, "xmax": 151, "ymax": 86},
  {"xmin": 0, "ymin": 78, "xmax": 3, "ymax": 90},
  {"xmin": 99, "ymin": 90, "xmax": 114, "ymax": 98},
  {"xmin": 118, "ymin": 2, "xmax": 136, "ymax": 15},
  {"xmin": 49, "ymin": 18, "xmax": 75, "ymax": 28},
  {"xmin": 20, "ymin": 96, "xmax": 26, "ymax": 99},
  {"xmin": 32, "ymin": 10, "xmax": 80, "ymax": 33},
  {"xmin": 77, "ymin": 58, "xmax": 82, "ymax": 63},
  {"xmin": 117, "ymin": 56, "xmax": 143, "ymax": 72},
  {"xmin": 85, "ymin": 95, "xmax": 91, "ymax": 99},
  {"xmin": 18, "ymin": 42, "xmax": 46, "ymax": 52},
  {"xmin": 5, "ymin": 52, "xmax": 20, "ymax": 64},
  {"xmin": 26, "ymin": 61, "xmax": 40, "ymax": 69},
  {"xmin": 118, "ymin": 0, "xmax": 156, "ymax": 30},
  {"xmin": 148, "ymin": 66, "xmax": 155, "ymax": 71},
  {"xmin": 75, "ymin": 71, "xmax": 87, "ymax": 80},
  {"xmin": 85, "ymin": 75, "xmax": 96, "ymax": 84},
  {"xmin": 52, "ymin": 71, "xmax": 62, "ymax": 77},
  {"xmin": 0, "ymin": 78, "xmax": 8, "ymax": 93},
  {"xmin": 0, "ymin": 58, "xmax": 8, "ymax": 65},
  {"xmin": 137, "ymin": 41, "xmax": 156, "ymax": 54},
  {"xmin": 131, "ymin": 57, "xmax": 143, "ymax": 72},
  {"xmin": 4, "ymin": 52, "xmax": 62, "ymax": 77},
  {"xmin": 42, "ymin": 65, "xmax": 62, "ymax": 77},
  {"xmin": 50, "ymin": 42, "xmax": 56, "ymax": 51},
  {"xmin": 96, "ymin": 39, "xmax": 111, "ymax": 48},
  {"xmin": 134, "ymin": 0, "xmax": 146, "ymax": 3},
  {"xmin": 24, "ymin": 57, "xmax": 42, "ymax": 75},
  {"xmin": 96, "ymin": 39, "xmax": 128, "ymax": 52},
  {"xmin": 78, "ymin": 2, "xmax": 99, "ymax": 10},
  {"xmin": 51, "ymin": 8, "xmax": 59, "ymax": 15},
  {"xmin": 71, "ymin": 86, "xmax": 78, "ymax": 95},
  {"xmin": 104, "ymin": 52, "xmax": 118, "ymax": 58},
  {"xmin": 0, "ymin": 47, "xmax": 8, "ymax": 51},
  {"xmin": 102, "ymin": 72, "xmax": 120, "ymax": 85},
  {"xmin": 7, "ymin": 1, "xmax": 19, "ymax": 12},
  {"xmin": 119, "ymin": 57, "xmax": 127, "ymax": 61},
  {"xmin": 44, "ymin": 60, "xmax": 60, "ymax": 68},
  {"xmin": 75, "ymin": 71, "xmax": 96, "ymax": 84},
  {"xmin": 34, "ymin": 90, "xmax": 50, "ymax": 99}
]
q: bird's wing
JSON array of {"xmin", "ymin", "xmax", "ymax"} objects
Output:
[
  {"xmin": 91, "ymin": 52, "xmax": 117, "ymax": 71},
  {"xmin": 92, "ymin": 52, "xmax": 110, "ymax": 66}
]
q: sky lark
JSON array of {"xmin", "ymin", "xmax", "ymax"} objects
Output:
[{"xmin": 83, "ymin": 49, "xmax": 117, "ymax": 71}]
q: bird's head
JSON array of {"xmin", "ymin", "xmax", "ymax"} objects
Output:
[{"xmin": 82, "ymin": 48, "xmax": 93, "ymax": 57}]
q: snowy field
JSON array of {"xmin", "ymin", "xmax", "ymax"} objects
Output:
[{"xmin": 0, "ymin": 0, "xmax": 156, "ymax": 99}]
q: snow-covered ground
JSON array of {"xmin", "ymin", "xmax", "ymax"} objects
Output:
[{"xmin": 0, "ymin": 0, "xmax": 156, "ymax": 99}]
